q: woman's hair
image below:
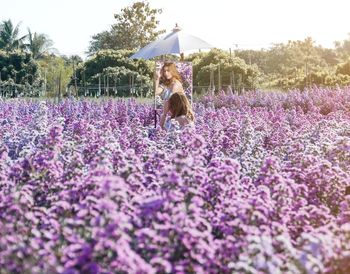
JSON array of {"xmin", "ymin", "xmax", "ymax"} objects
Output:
[
  {"xmin": 168, "ymin": 92, "xmax": 195, "ymax": 121},
  {"xmin": 160, "ymin": 62, "xmax": 183, "ymax": 86}
]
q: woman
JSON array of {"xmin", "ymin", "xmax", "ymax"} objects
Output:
[
  {"xmin": 155, "ymin": 62, "xmax": 184, "ymax": 128},
  {"xmin": 164, "ymin": 92, "xmax": 195, "ymax": 131}
]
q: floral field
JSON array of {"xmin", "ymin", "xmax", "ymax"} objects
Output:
[{"xmin": 1, "ymin": 87, "xmax": 350, "ymax": 274}]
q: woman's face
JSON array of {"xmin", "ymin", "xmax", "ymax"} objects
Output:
[{"xmin": 163, "ymin": 66, "xmax": 173, "ymax": 80}]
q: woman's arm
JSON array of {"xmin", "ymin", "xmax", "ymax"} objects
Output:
[
  {"xmin": 155, "ymin": 70, "xmax": 164, "ymax": 96},
  {"xmin": 175, "ymin": 116, "xmax": 189, "ymax": 127},
  {"xmin": 155, "ymin": 82, "xmax": 164, "ymax": 96}
]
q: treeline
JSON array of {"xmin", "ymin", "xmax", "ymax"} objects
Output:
[
  {"xmin": 83, "ymin": 1, "xmax": 350, "ymax": 92},
  {"xmin": 234, "ymin": 37, "xmax": 350, "ymax": 90},
  {"xmin": 1, "ymin": 1, "xmax": 350, "ymax": 97},
  {"xmin": 0, "ymin": 19, "xmax": 82, "ymax": 97}
]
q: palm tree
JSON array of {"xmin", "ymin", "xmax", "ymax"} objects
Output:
[
  {"xmin": 26, "ymin": 28, "xmax": 56, "ymax": 59},
  {"xmin": 0, "ymin": 19, "xmax": 27, "ymax": 51}
]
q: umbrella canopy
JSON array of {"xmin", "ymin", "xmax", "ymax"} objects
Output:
[{"xmin": 130, "ymin": 24, "xmax": 214, "ymax": 59}]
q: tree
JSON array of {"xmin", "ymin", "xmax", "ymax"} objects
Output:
[
  {"xmin": 62, "ymin": 55, "xmax": 83, "ymax": 66},
  {"xmin": 188, "ymin": 49, "xmax": 261, "ymax": 91},
  {"xmin": 235, "ymin": 49, "xmax": 269, "ymax": 72},
  {"xmin": 0, "ymin": 19, "xmax": 27, "ymax": 52},
  {"xmin": 334, "ymin": 33, "xmax": 350, "ymax": 61},
  {"xmin": 316, "ymin": 47, "xmax": 338, "ymax": 67},
  {"xmin": 63, "ymin": 55, "xmax": 83, "ymax": 93},
  {"xmin": 0, "ymin": 50, "xmax": 42, "ymax": 96},
  {"xmin": 74, "ymin": 49, "xmax": 153, "ymax": 96},
  {"xmin": 336, "ymin": 58, "xmax": 350, "ymax": 76},
  {"xmin": 77, "ymin": 49, "xmax": 153, "ymax": 83},
  {"xmin": 37, "ymin": 55, "xmax": 73, "ymax": 96},
  {"xmin": 87, "ymin": 1, "xmax": 165, "ymax": 54},
  {"xmin": 88, "ymin": 31, "xmax": 115, "ymax": 55},
  {"xmin": 26, "ymin": 29, "xmax": 56, "ymax": 59}
]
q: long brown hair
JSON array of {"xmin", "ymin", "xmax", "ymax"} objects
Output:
[
  {"xmin": 160, "ymin": 62, "xmax": 183, "ymax": 86},
  {"xmin": 168, "ymin": 92, "xmax": 195, "ymax": 121}
]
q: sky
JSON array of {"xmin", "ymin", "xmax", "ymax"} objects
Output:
[{"xmin": 1, "ymin": 0, "xmax": 350, "ymax": 59}]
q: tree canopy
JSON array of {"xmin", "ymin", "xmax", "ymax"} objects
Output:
[
  {"xmin": 0, "ymin": 20, "xmax": 27, "ymax": 52},
  {"xmin": 87, "ymin": 1, "xmax": 165, "ymax": 55},
  {"xmin": 26, "ymin": 29, "xmax": 56, "ymax": 60}
]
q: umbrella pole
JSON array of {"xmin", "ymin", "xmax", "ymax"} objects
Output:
[
  {"xmin": 153, "ymin": 61, "xmax": 157, "ymax": 129},
  {"xmin": 154, "ymin": 109, "xmax": 157, "ymax": 128}
]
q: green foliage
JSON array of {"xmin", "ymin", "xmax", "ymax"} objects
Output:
[
  {"xmin": 75, "ymin": 49, "xmax": 154, "ymax": 91},
  {"xmin": 37, "ymin": 55, "xmax": 73, "ymax": 95},
  {"xmin": 0, "ymin": 19, "xmax": 60, "ymax": 96},
  {"xmin": 336, "ymin": 58, "xmax": 350, "ymax": 76},
  {"xmin": 245, "ymin": 37, "xmax": 350, "ymax": 90},
  {"xmin": 26, "ymin": 29, "xmax": 55, "ymax": 59},
  {"xmin": 88, "ymin": 1, "xmax": 165, "ymax": 54},
  {"xmin": 236, "ymin": 38, "xmax": 323, "ymax": 85},
  {"xmin": 0, "ymin": 19, "xmax": 27, "ymax": 52},
  {"xmin": 0, "ymin": 49, "xmax": 39, "ymax": 84},
  {"xmin": 334, "ymin": 33, "xmax": 350, "ymax": 61},
  {"xmin": 0, "ymin": 49, "xmax": 44, "ymax": 96},
  {"xmin": 266, "ymin": 65, "xmax": 350, "ymax": 91},
  {"xmin": 61, "ymin": 55, "xmax": 83, "ymax": 67},
  {"xmin": 3, "ymin": 13, "xmax": 350, "ymax": 96},
  {"xmin": 316, "ymin": 47, "xmax": 339, "ymax": 66},
  {"xmin": 88, "ymin": 31, "xmax": 115, "ymax": 55},
  {"xmin": 234, "ymin": 49, "xmax": 269, "ymax": 71},
  {"xmin": 187, "ymin": 49, "xmax": 261, "ymax": 90}
]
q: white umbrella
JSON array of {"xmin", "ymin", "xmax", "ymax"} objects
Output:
[{"xmin": 130, "ymin": 24, "xmax": 214, "ymax": 60}]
